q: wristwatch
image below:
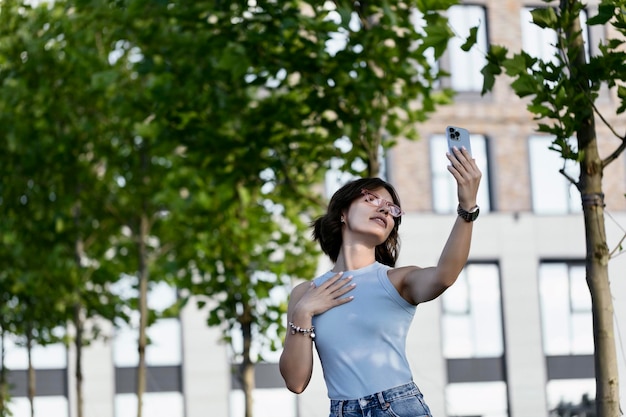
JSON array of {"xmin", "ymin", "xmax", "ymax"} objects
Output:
[{"xmin": 457, "ymin": 204, "xmax": 480, "ymax": 222}]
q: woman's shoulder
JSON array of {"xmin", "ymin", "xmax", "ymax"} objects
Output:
[
  {"xmin": 286, "ymin": 280, "xmax": 311, "ymax": 308},
  {"xmin": 387, "ymin": 265, "xmax": 423, "ymax": 289},
  {"xmin": 291, "ymin": 280, "xmax": 311, "ymax": 294}
]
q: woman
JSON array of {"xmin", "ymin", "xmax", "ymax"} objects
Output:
[{"xmin": 279, "ymin": 146, "xmax": 482, "ymax": 417}]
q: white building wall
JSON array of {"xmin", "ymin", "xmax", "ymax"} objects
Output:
[{"xmin": 180, "ymin": 299, "xmax": 230, "ymax": 417}]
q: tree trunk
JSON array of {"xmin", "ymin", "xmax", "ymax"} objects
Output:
[
  {"xmin": 73, "ymin": 304, "xmax": 84, "ymax": 417},
  {"xmin": 566, "ymin": 2, "xmax": 621, "ymax": 415},
  {"xmin": 240, "ymin": 313, "xmax": 255, "ymax": 417},
  {"xmin": 0, "ymin": 328, "xmax": 7, "ymax": 417},
  {"xmin": 579, "ymin": 121, "xmax": 620, "ymax": 417},
  {"xmin": 136, "ymin": 212, "xmax": 150, "ymax": 417},
  {"xmin": 136, "ymin": 140, "xmax": 152, "ymax": 417},
  {"xmin": 73, "ymin": 201, "xmax": 85, "ymax": 417},
  {"xmin": 26, "ymin": 325, "xmax": 34, "ymax": 417}
]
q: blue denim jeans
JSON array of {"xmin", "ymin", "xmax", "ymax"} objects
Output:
[{"xmin": 329, "ymin": 382, "xmax": 433, "ymax": 417}]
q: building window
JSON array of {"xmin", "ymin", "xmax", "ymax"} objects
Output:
[
  {"xmin": 447, "ymin": 5, "xmax": 489, "ymax": 92},
  {"xmin": 538, "ymin": 261, "xmax": 592, "ymax": 356},
  {"xmin": 229, "ymin": 388, "xmax": 296, "ymax": 417},
  {"xmin": 546, "ymin": 379, "xmax": 596, "ymax": 414},
  {"xmin": 4, "ymin": 329, "xmax": 69, "ymax": 417},
  {"xmin": 529, "ymin": 136, "xmax": 582, "ymax": 214},
  {"xmin": 441, "ymin": 263, "xmax": 508, "ymax": 417},
  {"xmin": 539, "ymin": 261, "xmax": 595, "ymax": 411},
  {"xmin": 112, "ymin": 279, "xmax": 184, "ymax": 417},
  {"xmin": 9, "ymin": 397, "xmax": 69, "ymax": 417},
  {"xmin": 430, "ymin": 134, "xmax": 491, "ymax": 214},
  {"xmin": 5, "ymin": 331, "xmax": 67, "ymax": 370},
  {"xmin": 521, "ymin": 7, "xmax": 590, "ymax": 65},
  {"xmin": 442, "ymin": 263, "xmax": 504, "ymax": 358},
  {"xmin": 446, "ymin": 382, "xmax": 509, "ymax": 417},
  {"xmin": 114, "ymin": 392, "xmax": 185, "ymax": 417}
]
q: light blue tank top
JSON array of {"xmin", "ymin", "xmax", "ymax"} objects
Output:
[{"xmin": 312, "ymin": 262, "xmax": 417, "ymax": 400}]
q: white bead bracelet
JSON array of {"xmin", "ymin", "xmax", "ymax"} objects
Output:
[{"xmin": 288, "ymin": 321, "xmax": 316, "ymax": 340}]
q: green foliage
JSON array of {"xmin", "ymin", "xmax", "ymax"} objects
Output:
[
  {"xmin": 481, "ymin": 1, "xmax": 626, "ymax": 159},
  {"xmin": 475, "ymin": 2, "xmax": 625, "ymax": 414},
  {"xmin": 1, "ymin": 1, "xmax": 458, "ymax": 414}
]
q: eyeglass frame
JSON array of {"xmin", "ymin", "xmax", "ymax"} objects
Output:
[{"xmin": 360, "ymin": 189, "xmax": 405, "ymax": 218}]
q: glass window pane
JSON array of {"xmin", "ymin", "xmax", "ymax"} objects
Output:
[
  {"xmin": 4, "ymin": 334, "xmax": 67, "ymax": 370},
  {"xmin": 229, "ymin": 389, "xmax": 297, "ymax": 417},
  {"xmin": 442, "ymin": 315, "xmax": 473, "ymax": 358},
  {"xmin": 539, "ymin": 262, "xmax": 593, "ymax": 355},
  {"xmin": 571, "ymin": 313, "xmax": 594, "ymax": 354},
  {"xmin": 546, "ymin": 379, "xmax": 595, "ymax": 410},
  {"xmin": 569, "ymin": 266, "xmax": 590, "ymax": 312},
  {"xmin": 115, "ymin": 392, "xmax": 184, "ymax": 417},
  {"xmin": 539, "ymin": 263, "xmax": 571, "ymax": 355},
  {"xmin": 469, "ymin": 265, "xmax": 504, "ymax": 357},
  {"xmin": 442, "ymin": 270, "xmax": 469, "ymax": 314},
  {"xmin": 446, "ymin": 382, "xmax": 508, "ymax": 417},
  {"xmin": 521, "ymin": 8, "xmax": 590, "ymax": 63},
  {"xmin": 442, "ymin": 263, "xmax": 503, "ymax": 358},
  {"xmin": 430, "ymin": 137, "xmax": 458, "ymax": 213},
  {"xmin": 529, "ymin": 136, "xmax": 581, "ymax": 214},
  {"xmin": 10, "ymin": 396, "xmax": 69, "ymax": 417},
  {"xmin": 448, "ymin": 5, "xmax": 488, "ymax": 91},
  {"xmin": 521, "ymin": 8, "xmax": 558, "ymax": 63},
  {"xmin": 430, "ymin": 134, "xmax": 490, "ymax": 213}
]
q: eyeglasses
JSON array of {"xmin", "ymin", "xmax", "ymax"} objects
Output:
[{"xmin": 360, "ymin": 189, "xmax": 404, "ymax": 218}]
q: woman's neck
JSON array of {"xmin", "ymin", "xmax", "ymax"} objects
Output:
[{"xmin": 333, "ymin": 245, "xmax": 376, "ymax": 272}]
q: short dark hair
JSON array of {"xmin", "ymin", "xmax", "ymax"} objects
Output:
[{"xmin": 312, "ymin": 178, "xmax": 402, "ymax": 267}]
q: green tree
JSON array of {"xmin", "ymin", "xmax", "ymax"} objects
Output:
[
  {"xmin": 1, "ymin": 2, "xmax": 459, "ymax": 417},
  {"xmin": 480, "ymin": 1, "xmax": 626, "ymax": 415},
  {"xmin": 0, "ymin": 2, "xmax": 131, "ymax": 416},
  {"xmin": 315, "ymin": 0, "xmax": 456, "ymax": 176},
  {"xmin": 111, "ymin": 2, "xmax": 457, "ymax": 417}
]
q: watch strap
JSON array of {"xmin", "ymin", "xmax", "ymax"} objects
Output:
[{"xmin": 457, "ymin": 204, "xmax": 480, "ymax": 222}]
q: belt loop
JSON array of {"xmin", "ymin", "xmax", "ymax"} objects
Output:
[
  {"xmin": 377, "ymin": 391, "xmax": 390, "ymax": 410},
  {"xmin": 337, "ymin": 400, "xmax": 344, "ymax": 417}
]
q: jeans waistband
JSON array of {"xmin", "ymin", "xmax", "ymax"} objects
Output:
[{"xmin": 330, "ymin": 381, "xmax": 420, "ymax": 416}]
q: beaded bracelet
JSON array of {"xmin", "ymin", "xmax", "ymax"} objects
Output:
[{"xmin": 288, "ymin": 321, "xmax": 316, "ymax": 340}]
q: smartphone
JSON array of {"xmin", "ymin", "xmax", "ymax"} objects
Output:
[{"xmin": 446, "ymin": 126, "xmax": 472, "ymax": 156}]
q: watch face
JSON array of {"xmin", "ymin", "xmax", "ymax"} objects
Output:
[{"xmin": 458, "ymin": 205, "xmax": 479, "ymax": 221}]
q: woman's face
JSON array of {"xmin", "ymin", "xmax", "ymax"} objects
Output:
[{"xmin": 342, "ymin": 187, "xmax": 397, "ymax": 244}]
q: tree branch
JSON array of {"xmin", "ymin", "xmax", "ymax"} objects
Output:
[
  {"xmin": 559, "ymin": 167, "xmax": 580, "ymax": 191},
  {"xmin": 609, "ymin": 232, "xmax": 626, "ymax": 259},
  {"xmin": 602, "ymin": 131, "xmax": 626, "ymax": 169}
]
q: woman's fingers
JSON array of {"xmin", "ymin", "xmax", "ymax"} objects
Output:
[
  {"xmin": 304, "ymin": 272, "xmax": 355, "ymax": 314},
  {"xmin": 320, "ymin": 271, "xmax": 345, "ymax": 289},
  {"xmin": 447, "ymin": 148, "xmax": 481, "ymax": 184}
]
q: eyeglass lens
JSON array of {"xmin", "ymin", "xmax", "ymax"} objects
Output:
[{"xmin": 361, "ymin": 190, "xmax": 403, "ymax": 217}]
